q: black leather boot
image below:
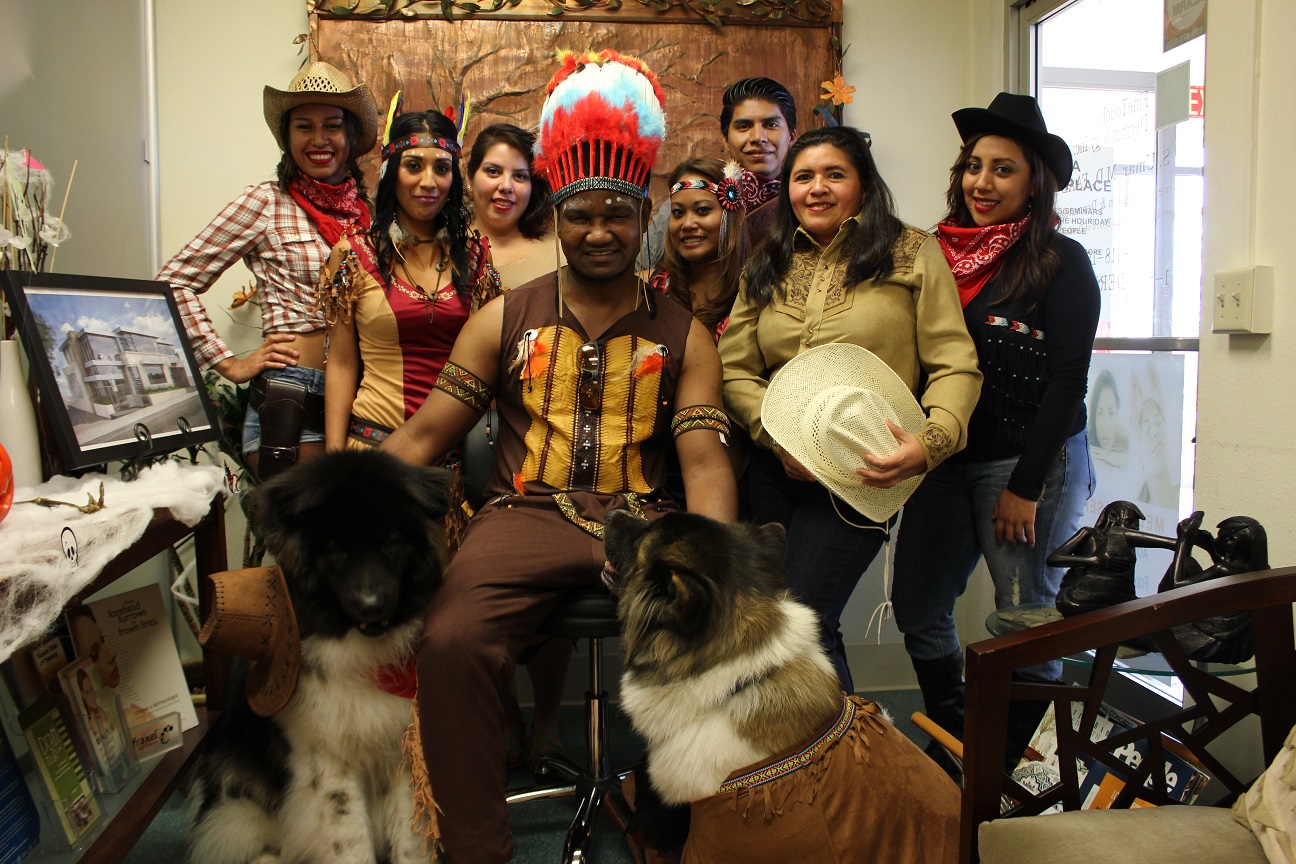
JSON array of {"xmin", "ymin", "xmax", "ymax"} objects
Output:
[{"xmin": 911, "ymin": 652, "xmax": 965, "ymax": 783}]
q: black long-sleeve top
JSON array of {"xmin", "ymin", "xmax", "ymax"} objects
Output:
[{"xmin": 950, "ymin": 232, "xmax": 1101, "ymax": 500}]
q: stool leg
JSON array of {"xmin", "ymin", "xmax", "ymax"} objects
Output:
[
  {"xmin": 587, "ymin": 635, "xmax": 608, "ymax": 779},
  {"xmin": 563, "ymin": 635, "xmax": 608, "ymax": 863},
  {"xmin": 563, "ymin": 788, "xmax": 605, "ymax": 864},
  {"xmin": 507, "ymin": 627, "xmax": 634, "ymax": 864}
]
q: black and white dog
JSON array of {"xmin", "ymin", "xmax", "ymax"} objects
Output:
[{"xmin": 189, "ymin": 450, "xmax": 449, "ymax": 864}]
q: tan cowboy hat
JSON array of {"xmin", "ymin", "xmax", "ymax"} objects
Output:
[
  {"xmin": 761, "ymin": 343, "xmax": 927, "ymax": 522},
  {"xmin": 198, "ymin": 565, "xmax": 300, "ymax": 717},
  {"xmin": 263, "ymin": 61, "xmax": 378, "ymax": 154}
]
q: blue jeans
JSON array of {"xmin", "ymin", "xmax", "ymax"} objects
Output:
[
  {"xmin": 241, "ymin": 366, "xmax": 326, "ymax": 454},
  {"xmin": 892, "ymin": 430, "xmax": 1095, "ymax": 683},
  {"xmin": 747, "ymin": 447, "xmax": 890, "ymax": 693}
]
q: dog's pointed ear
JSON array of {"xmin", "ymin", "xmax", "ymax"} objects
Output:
[
  {"xmin": 410, "ymin": 465, "xmax": 453, "ymax": 521},
  {"xmin": 248, "ymin": 472, "xmax": 293, "ymax": 543},
  {"xmin": 606, "ymin": 509, "xmax": 650, "ymax": 539},
  {"xmin": 247, "ymin": 471, "xmax": 307, "ymax": 575},
  {"xmin": 666, "ymin": 570, "xmax": 711, "ymax": 635},
  {"xmin": 603, "ymin": 510, "xmax": 652, "ymax": 575},
  {"xmin": 754, "ymin": 521, "xmax": 787, "ymax": 566}
]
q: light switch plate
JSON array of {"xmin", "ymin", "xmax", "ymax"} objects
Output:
[{"xmin": 1212, "ymin": 266, "xmax": 1273, "ymax": 334}]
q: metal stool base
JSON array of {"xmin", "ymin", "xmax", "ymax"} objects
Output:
[{"xmin": 506, "ymin": 635, "xmax": 632, "ymax": 863}]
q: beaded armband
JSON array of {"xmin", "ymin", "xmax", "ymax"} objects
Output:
[
  {"xmin": 671, "ymin": 405, "xmax": 731, "ymax": 441},
  {"xmin": 433, "ymin": 361, "xmax": 493, "ymax": 413}
]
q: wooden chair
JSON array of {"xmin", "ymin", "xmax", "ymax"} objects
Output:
[{"xmin": 960, "ymin": 566, "xmax": 1296, "ymax": 864}]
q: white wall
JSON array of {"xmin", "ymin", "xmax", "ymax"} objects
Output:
[
  {"xmin": 842, "ymin": 0, "xmax": 976, "ymax": 229},
  {"xmin": 1196, "ymin": 0, "xmax": 1296, "ymax": 567},
  {"xmin": 154, "ymin": 0, "xmax": 307, "ymax": 569},
  {"xmin": 837, "ymin": 0, "xmax": 1003, "ymax": 687},
  {"xmin": 0, "ymin": 0, "xmax": 154, "ymax": 279},
  {"xmin": 154, "ymin": 0, "xmax": 304, "ymax": 341}
]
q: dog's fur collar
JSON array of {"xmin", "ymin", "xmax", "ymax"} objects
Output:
[{"xmin": 621, "ymin": 598, "xmax": 838, "ymax": 804}]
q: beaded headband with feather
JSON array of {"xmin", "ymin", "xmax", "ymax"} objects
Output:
[
  {"xmin": 379, "ymin": 90, "xmax": 463, "ymax": 160},
  {"xmin": 670, "ymin": 160, "xmax": 744, "ymax": 212},
  {"xmin": 533, "ymin": 50, "xmax": 666, "ymax": 204}
]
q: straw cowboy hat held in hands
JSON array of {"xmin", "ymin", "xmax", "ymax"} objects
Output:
[{"xmin": 761, "ymin": 343, "xmax": 927, "ymax": 522}]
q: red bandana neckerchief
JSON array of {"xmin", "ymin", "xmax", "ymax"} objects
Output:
[
  {"xmin": 738, "ymin": 169, "xmax": 780, "ymax": 213},
  {"xmin": 374, "ymin": 654, "xmax": 418, "ymax": 700},
  {"xmin": 936, "ymin": 214, "xmax": 1030, "ymax": 308},
  {"xmin": 288, "ymin": 173, "xmax": 371, "ymax": 249}
]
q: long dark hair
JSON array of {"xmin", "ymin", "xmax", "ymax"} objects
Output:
[
  {"xmin": 743, "ymin": 126, "xmax": 902, "ymax": 304},
  {"xmin": 275, "ymin": 107, "xmax": 369, "ymax": 200},
  {"xmin": 466, "ymin": 123, "xmax": 553, "ymax": 240},
  {"xmin": 659, "ymin": 157, "xmax": 749, "ymax": 334},
  {"xmin": 367, "ymin": 110, "xmax": 473, "ymax": 295},
  {"xmin": 944, "ymin": 133, "xmax": 1061, "ymax": 308}
]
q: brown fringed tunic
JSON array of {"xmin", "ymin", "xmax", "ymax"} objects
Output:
[{"xmin": 682, "ymin": 696, "xmax": 960, "ymax": 864}]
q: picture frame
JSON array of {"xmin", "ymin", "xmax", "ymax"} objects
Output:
[{"xmin": 1, "ymin": 270, "xmax": 221, "ymax": 473}]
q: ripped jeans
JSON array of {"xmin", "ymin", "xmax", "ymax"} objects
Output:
[{"xmin": 892, "ymin": 430, "xmax": 1095, "ymax": 683}]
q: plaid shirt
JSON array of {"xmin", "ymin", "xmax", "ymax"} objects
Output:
[{"xmin": 157, "ymin": 182, "xmax": 329, "ymax": 370}]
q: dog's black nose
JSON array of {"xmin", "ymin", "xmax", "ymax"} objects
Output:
[{"xmin": 344, "ymin": 581, "xmax": 400, "ymax": 636}]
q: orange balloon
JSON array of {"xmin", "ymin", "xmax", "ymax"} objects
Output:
[{"xmin": 0, "ymin": 442, "xmax": 13, "ymax": 525}]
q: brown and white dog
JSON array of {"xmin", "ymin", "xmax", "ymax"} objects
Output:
[{"xmin": 603, "ymin": 510, "xmax": 960, "ymax": 864}]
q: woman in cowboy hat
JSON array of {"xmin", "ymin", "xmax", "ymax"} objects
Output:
[
  {"xmin": 890, "ymin": 92, "xmax": 1100, "ymax": 775},
  {"xmin": 157, "ymin": 61, "xmax": 378, "ymax": 480},
  {"xmin": 719, "ymin": 125, "xmax": 982, "ymax": 695}
]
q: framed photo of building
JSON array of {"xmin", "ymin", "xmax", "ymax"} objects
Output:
[{"xmin": 1, "ymin": 271, "xmax": 220, "ymax": 472}]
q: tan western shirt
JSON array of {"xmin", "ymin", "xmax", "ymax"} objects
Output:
[{"xmin": 718, "ymin": 219, "xmax": 981, "ymax": 469}]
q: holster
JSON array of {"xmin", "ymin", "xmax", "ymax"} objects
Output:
[{"xmin": 250, "ymin": 376, "xmax": 323, "ymax": 481}]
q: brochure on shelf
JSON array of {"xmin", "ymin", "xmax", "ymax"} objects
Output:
[
  {"xmin": 55, "ymin": 659, "xmax": 138, "ymax": 794},
  {"xmin": 68, "ymin": 584, "xmax": 199, "ymax": 739},
  {"xmin": 0, "ymin": 637, "xmax": 70, "ymax": 714},
  {"xmin": 16, "ymin": 698, "xmax": 102, "ymax": 848}
]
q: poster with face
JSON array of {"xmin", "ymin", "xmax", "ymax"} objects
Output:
[{"xmin": 1083, "ymin": 352, "xmax": 1188, "ymax": 596}]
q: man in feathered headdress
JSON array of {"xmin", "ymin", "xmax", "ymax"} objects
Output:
[{"xmin": 383, "ymin": 50, "xmax": 736, "ymax": 863}]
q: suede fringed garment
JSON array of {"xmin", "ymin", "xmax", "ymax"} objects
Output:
[
  {"xmin": 681, "ymin": 696, "xmax": 961, "ymax": 864},
  {"xmin": 402, "ymin": 700, "xmax": 441, "ymax": 858}
]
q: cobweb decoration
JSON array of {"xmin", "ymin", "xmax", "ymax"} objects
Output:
[{"xmin": 0, "ymin": 461, "xmax": 225, "ymax": 664}]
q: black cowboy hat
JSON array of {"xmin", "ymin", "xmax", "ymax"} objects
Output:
[{"xmin": 952, "ymin": 92, "xmax": 1073, "ymax": 189}]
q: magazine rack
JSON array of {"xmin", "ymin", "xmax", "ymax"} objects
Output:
[
  {"xmin": 21, "ymin": 496, "xmax": 228, "ymax": 864},
  {"xmin": 960, "ymin": 566, "xmax": 1296, "ymax": 864}
]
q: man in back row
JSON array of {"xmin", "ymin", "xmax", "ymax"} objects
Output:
[
  {"xmin": 642, "ymin": 75, "xmax": 798, "ymax": 266},
  {"xmin": 719, "ymin": 75, "xmax": 798, "ymax": 244}
]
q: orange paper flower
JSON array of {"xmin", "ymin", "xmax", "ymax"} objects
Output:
[
  {"xmin": 229, "ymin": 283, "xmax": 258, "ymax": 309},
  {"xmin": 821, "ymin": 74, "xmax": 855, "ymax": 106}
]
